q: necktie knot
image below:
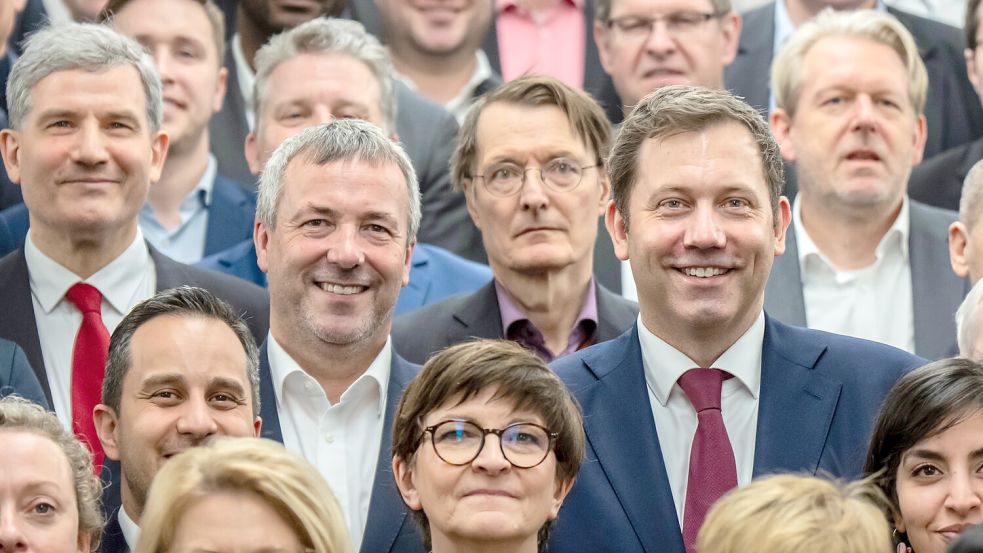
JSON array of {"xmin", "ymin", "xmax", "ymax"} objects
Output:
[
  {"xmin": 678, "ymin": 368, "xmax": 725, "ymax": 413},
  {"xmin": 66, "ymin": 283, "xmax": 103, "ymax": 314}
]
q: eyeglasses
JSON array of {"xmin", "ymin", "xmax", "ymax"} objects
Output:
[
  {"xmin": 607, "ymin": 11, "xmax": 722, "ymax": 40},
  {"xmin": 419, "ymin": 420, "xmax": 558, "ymax": 468},
  {"xmin": 469, "ymin": 158, "xmax": 598, "ymax": 197}
]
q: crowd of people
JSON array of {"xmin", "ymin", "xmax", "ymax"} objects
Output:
[{"xmin": 0, "ymin": 0, "xmax": 982, "ymax": 552}]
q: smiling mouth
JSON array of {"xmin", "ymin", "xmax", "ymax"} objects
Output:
[
  {"xmin": 681, "ymin": 267, "xmax": 730, "ymax": 278},
  {"xmin": 319, "ymin": 283, "xmax": 367, "ymax": 295}
]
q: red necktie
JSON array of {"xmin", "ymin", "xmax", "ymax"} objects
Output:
[
  {"xmin": 678, "ymin": 368, "xmax": 737, "ymax": 553},
  {"xmin": 65, "ymin": 283, "xmax": 108, "ymax": 473}
]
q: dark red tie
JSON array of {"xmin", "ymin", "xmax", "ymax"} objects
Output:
[
  {"xmin": 678, "ymin": 368, "xmax": 737, "ymax": 553},
  {"xmin": 65, "ymin": 283, "xmax": 108, "ymax": 473}
]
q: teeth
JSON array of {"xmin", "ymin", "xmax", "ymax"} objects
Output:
[
  {"xmin": 684, "ymin": 267, "xmax": 726, "ymax": 278},
  {"xmin": 320, "ymin": 283, "xmax": 364, "ymax": 295}
]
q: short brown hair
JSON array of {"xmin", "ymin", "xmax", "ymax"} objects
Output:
[
  {"xmin": 594, "ymin": 0, "xmax": 732, "ymax": 24},
  {"xmin": 609, "ymin": 85, "xmax": 783, "ymax": 232},
  {"xmin": 391, "ymin": 339, "xmax": 585, "ymax": 552},
  {"xmin": 100, "ymin": 0, "xmax": 227, "ymax": 66},
  {"xmin": 452, "ymin": 75, "xmax": 611, "ymax": 193}
]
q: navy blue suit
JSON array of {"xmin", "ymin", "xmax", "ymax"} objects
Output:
[
  {"xmin": 0, "ymin": 174, "xmax": 255, "ymax": 260},
  {"xmin": 548, "ymin": 318, "xmax": 924, "ymax": 553},
  {"xmin": 198, "ymin": 240, "xmax": 492, "ymax": 316},
  {"xmin": 0, "ymin": 337, "xmax": 46, "ymax": 408},
  {"xmin": 257, "ymin": 343, "xmax": 425, "ymax": 553},
  {"xmin": 98, "ymin": 508, "xmax": 128, "ymax": 553}
]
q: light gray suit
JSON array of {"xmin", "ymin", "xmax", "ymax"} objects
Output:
[{"xmin": 765, "ymin": 200, "xmax": 967, "ymax": 360}]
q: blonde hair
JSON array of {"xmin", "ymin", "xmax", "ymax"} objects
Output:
[
  {"xmin": 696, "ymin": 474, "xmax": 892, "ymax": 553},
  {"xmin": 135, "ymin": 438, "xmax": 350, "ymax": 553},
  {"xmin": 771, "ymin": 9, "xmax": 927, "ymax": 117}
]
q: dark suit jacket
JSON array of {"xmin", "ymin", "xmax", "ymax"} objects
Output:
[
  {"xmin": 208, "ymin": 48, "xmax": 484, "ymax": 261},
  {"xmin": 391, "ymin": 280, "xmax": 639, "ymax": 364},
  {"xmin": 0, "ymin": 246, "xmax": 270, "ymax": 404},
  {"xmin": 197, "ymin": 240, "xmax": 492, "ymax": 315},
  {"xmin": 98, "ymin": 508, "xmax": 129, "ymax": 553},
  {"xmin": 724, "ymin": 3, "xmax": 983, "ymax": 159},
  {"xmin": 258, "ymin": 344, "xmax": 425, "ymax": 553},
  {"xmin": 548, "ymin": 318, "xmax": 923, "ymax": 553},
  {"xmin": 909, "ymin": 136, "xmax": 983, "ymax": 211},
  {"xmin": 765, "ymin": 200, "xmax": 966, "ymax": 360},
  {"xmin": 0, "ymin": 337, "xmax": 47, "ymax": 408},
  {"xmin": 0, "ymin": 173, "xmax": 256, "ymax": 260}
]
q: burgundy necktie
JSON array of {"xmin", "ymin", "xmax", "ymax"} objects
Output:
[
  {"xmin": 678, "ymin": 368, "xmax": 737, "ymax": 553},
  {"xmin": 65, "ymin": 282, "xmax": 108, "ymax": 473}
]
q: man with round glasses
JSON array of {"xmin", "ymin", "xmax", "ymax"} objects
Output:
[{"xmin": 392, "ymin": 75, "xmax": 638, "ymax": 365}]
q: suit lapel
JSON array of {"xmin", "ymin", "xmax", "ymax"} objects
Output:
[
  {"xmin": 753, "ymin": 317, "xmax": 841, "ymax": 476},
  {"xmin": 0, "ymin": 250, "xmax": 48, "ymax": 400},
  {"xmin": 764, "ymin": 223, "xmax": 807, "ymax": 326},
  {"xmin": 203, "ymin": 176, "xmax": 254, "ymax": 256},
  {"xmin": 451, "ymin": 282, "xmax": 505, "ymax": 340},
  {"xmin": 578, "ymin": 328, "xmax": 685, "ymax": 553},
  {"xmin": 257, "ymin": 341, "xmax": 283, "ymax": 443},
  {"xmin": 398, "ymin": 246, "xmax": 431, "ymax": 312}
]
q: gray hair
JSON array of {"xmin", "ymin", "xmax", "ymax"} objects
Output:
[
  {"xmin": 253, "ymin": 18, "xmax": 396, "ymax": 135},
  {"xmin": 960, "ymin": 160, "xmax": 983, "ymax": 230},
  {"xmin": 956, "ymin": 278, "xmax": 983, "ymax": 358},
  {"xmin": 7, "ymin": 22, "xmax": 162, "ymax": 132},
  {"xmin": 102, "ymin": 286, "xmax": 261, "ymax": 417},
  {"xmin": 256, "ymin": 119, "xmax": 421, "ymax": 241}
]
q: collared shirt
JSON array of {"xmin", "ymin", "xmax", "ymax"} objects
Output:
[
  {"xmin": 267, "ymin": 334, "xmax": 391, "ymax": 553},
  {"xmin": 118, "ymin": 506, "xmax": 140, "ymax": 551},
  {"xmin": 397, "ymin": 51, "xmax": 495, "ymax": 124},
  {"xmin": 495, "ymin": 0, "xmax": 586, "ymax": 89},
  {"xmin": 495, "ymin": 279, "xmax": 598, "ymax": 361},
  {"xmin": 25, "ymin": 229, "xmax": 156, "ymax": 428},
  {"xmin": 795, "ymin": 197, "xmax": 915, "ymax": 353},
  {"xmin": 232, "ymin": 33, "xmax": 256, "ymax": 130},
  {"xmin": 621, "ymin": 259, "xmax": 637, "ymax": 301},
  {"xmin": 638, "ymin": 312, "xmax": 763, "ymax": 526},
  {"xmin": 139, "ymin": 155, "xmax": 218, "ymax": 264}
]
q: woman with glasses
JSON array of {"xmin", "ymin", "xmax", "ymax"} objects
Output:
[{"xmin": 392, "ymin": 339, "xmax": 585, "ymax": 553}]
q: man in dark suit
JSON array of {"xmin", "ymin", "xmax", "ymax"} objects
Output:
[
  {"xmin": 93, "ymin": 287, "xmax": 263, "ymax": 553},
  {"xmin": 908, "ymin": 0, "xmax": 983, "ymax": 211},
  {"xmin": 549, "ymin": 85, "xmax": 923, "ymax": 553},
  {"xmin": 211, "ymin": 0, "xmax": 483, "ymax": 261},
  {"xmin": 0, "ymin": 337, "xmax": 45, "ymax": 407},
  {"xmin": 724, "ymin": 0, "xmax": 983, "ymax": 160},
  {"xmin": 254, "ymin": 120, "xmax": 424, "ymax": 553},
  {"xmin": 393, "ymin": 76, "xmax": 638, "ymax": 365},
  {"xmin": 0, "ymin": 23, "xmax": 269, "ymax": 457},
  {"xmin": 766, "ymin": 10, "xmax": 965, "ymax": 360}
]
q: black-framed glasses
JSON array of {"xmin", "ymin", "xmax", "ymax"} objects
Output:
[
  {"xmin": 469, "ymin": 158, "xmax": 598, "ymax": 197},
  {"xmin": 607, "ymin": 11, "xmax": 722, "ymax": 39},
  {"xmin": 419, "ymin": 420, "xmax": 558, "ymax": 468}
]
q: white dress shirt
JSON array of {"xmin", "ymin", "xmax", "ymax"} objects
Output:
[
  {"xmin": 25, "ymin": 229, "xmax": 156, "ymax": 428},
  {"xmin": 396, "ymin": 51, "xmax": 495, "ymax": 124},
  {"xmin": 638, "ymin": 313, "xmax": 764, "ymax": 526},
  {"xmin": 118, "ymin": 506, "xmax": 140, "ymax": 551},
  {"xmin": 795, "ymin": 198, "xmax": 915, "ymax": 353},
  {"xmin": 139, "ymin": 155, "xmax": 218, "ymax": 264},
  {"xmin": 231, "ymin": 33, "xmax": 256, "ymax": 131},
  {"xmin": 267, "ymin": 334, "xmax": 391, "ymax": 553}
]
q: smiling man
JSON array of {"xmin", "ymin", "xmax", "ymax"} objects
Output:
[
  {"xmin": 393, "ymin": 75, "xmax": 638, "ymax": 365},
  {"xmin": 767, "ymin": 9, "xmax": 966, "ymax": 360},
  {"xmin": 548, "ymin": 84, "xmax": 923, "ymax": 553},
  {"xmin": 93, "ymin": 286, "xmax": 262, "ymax": 553}
]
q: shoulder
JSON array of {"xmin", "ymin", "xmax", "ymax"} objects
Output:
[
  {"xmin": 909, "ymin": 199, "xmax": 959, "ymax": 229},
  {"xmin": 415, "ymin": 243, "xmax": 492, "ymax": 282},
  {"xmin": 888, "ymin": 7, "xmax": 964, "ymax": 51}
]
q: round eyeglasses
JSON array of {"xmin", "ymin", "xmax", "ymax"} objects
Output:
[
  {"xmin": 469, "ymin": 159, "xmax": 599, "ymax": 197},
  {"xmin": 419, "ymin": 420, "xmax": 558, "ymax": 468}
]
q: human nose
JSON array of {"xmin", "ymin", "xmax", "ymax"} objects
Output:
[
  {"xmin": 175, "ymin": 397, "xmax": 219, "ymax": 439},
  {"xmin": 152, "ymin": 48, "xmax": 174, "ymax": 83},
  {"xmin": 71, "ymin": 121, "xmax": 110, "ymax": 166},
  {"xmin": 683, "ymin": 204, "xmax": 726, "ymax": 249},
  {"xmin": 0, "ymin": 508, "xmax": 27, "ymax": 552},
  {"xmin": 643, "ymin": 18, "xmax": 677, "ymax": 55},
  {"xmin": 851, "ymin": 95, "xmax": 877, "ymax": 132},
  {"xmin": 471, "ymin": 433, "xmax": 512, "ymax": 474},
  {"xmin": 944, "ymin": 471, "xmax": 983, "ymax": 516},
  {"xmin": 311, "ymin": 105, "xmax": 335, "ymax": 126},
  {"xmin": 325, "ymin": 226, "xmax": 365, "ymax": 268},
  {"xmin": 518, "ymin": 169, "xmax": 551, "ymax": 212}
]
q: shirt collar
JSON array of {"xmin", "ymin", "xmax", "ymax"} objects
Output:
[
  {"xmin": 494, "ymin": 278, "xmax": 599, "ymax": 336},
  {"xmin": 638, "ymin": 312, "xmax": 765, "ymax": 406},
  {"xmin": 24, "ymin": 228, "xmax": 152, "ymax": 315},
  {"xmin": 793, "ymin": 195, "xmax": 910, "ymax": 275},
  {"xmin": 139, "ymin": 154, "xmax": 218, "ymax": 222},
  {"xmin": 773, "ymin": 0, "xmax": 887, "ymax": 56},
  {"xmin": 496, "ymin": 0, "xmax": 582, "ymax": 14},
  {"xmin": 118, "ymin": 506, "xmax": 140, "ymax": 551},
  {"xmin": 398, "ymin": 50, "xmax": 495, "ymax": 120},
  {"xmin": 267, "ymin": 333, "xmax": 391, "ymax": 417},
  {"xmin": 231, "ymin": 33, "xmax": 256, "ymax": 126}
]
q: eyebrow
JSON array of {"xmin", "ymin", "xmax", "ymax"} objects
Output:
[
  {"xmin": 904, "ymin": 447, "xmax": 983, "ymax": 462},
  {"xmin": 208, "ymin": 377, "xmax": 247, "ymax": 397},
  {"xmin": 140, "ymin": 374, "xmax": 186, "ymax": 390},
  {"xmin": 296, "ymin": 205, "xmax": 401, "ymax": 227}
]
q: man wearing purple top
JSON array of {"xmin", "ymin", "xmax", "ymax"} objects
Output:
[{"xmin": 392, "ymin": 75, "xmax": 638, "ymax": 364}]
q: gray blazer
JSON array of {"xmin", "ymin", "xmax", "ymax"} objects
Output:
[
  {"xmin": 391, "ymin": 280, "xmax": 639, "ymax": 364},
  {"xmin": 764, "ymin": 200, "xmax": 967, "ymax": 360},
  {"xmin": 724, "ymin": 3, "xmax": 983, "ymax": 159}
]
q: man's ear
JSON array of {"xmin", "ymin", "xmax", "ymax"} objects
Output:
[
  {"xmin": 773, "ymin": 196, "xmax": 792, "ymax": 256},
  {"xmin": 606, "ymin": 200, "xmax": 629, "ymax": 261},
  {"xmin": 93, "ymin": 404, "xmax": 122, "ymax": 461},
  {"xmin": 950, "ymin": 221, "xmax": 971, "ymax": 279},
  {"xmin": 770, "ymin": 109, "xmax": 797, "ymax": 162},
  {"xmin": 393, "ymin": 456, "xmax": 423, "ymax": 511},
  {"xmin": 245, "ymin": 131, "xmax": 262, "ymax": 176},
  {"xmin": 255, "ymin": 219, "xmax": 271, "ymax": 273}
]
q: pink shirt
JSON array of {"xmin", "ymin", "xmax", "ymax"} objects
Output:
[{"xmin": 495, "ymin": 0, "xmax": 586, "ymax": 89}]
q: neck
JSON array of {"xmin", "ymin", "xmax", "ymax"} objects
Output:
[
  {"xmin": 147, "ymin": 134, "xmax": 210, "ymax": 231},
  {"xmin": 391, "ymin": 47, "xmax": 478, "ymax": 105},
  {"xmin": 270, "ymin": 319, "xmax": 387, "ymax": 404},
  {"xmin": 30, "ymin": 222, "xmax": 137, "ymax": 279},
  {"xmin": 120, "ymin": 481, "xmax": 142, "ymax": 526},
  {"xmin": 782, "ymin": 0, "xmax": 876, "ymax": 25},
  {"xmin": 493, "ymin": 259, "xmax": 593, "ymax": 357},
  {"xmin": 797, "ymin": 192, "xmax": 902, "ymax": 271},
  {"xmin": 430, "ymin": 531, "xmax": 540, "ymax": 553},
  {"xmin": 236, "ymin": 13, "xmax": 268, "ymax": 71},
  {"xmin": 640, "ymin": 304, "xmax": 759, "ymax": 368}
]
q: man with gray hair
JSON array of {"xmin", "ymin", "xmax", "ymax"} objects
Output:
[
  {"xmin": 766, "ymin": 9, "xmax": 965, "ymax": 360},
  {"xmin": 253, "ymin": 119, "xmax": 423, "ymax": 553},
  {"xmin": 950, "ymin": 160, "xmax": 983, "ymax": 287},
  {"xmin": 549, "ymin": 84, "xmax": 921, "ymax": 553},
  {"xmin": 0, "ymin": 22, "xmax": 269, "ymax": 477}
]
